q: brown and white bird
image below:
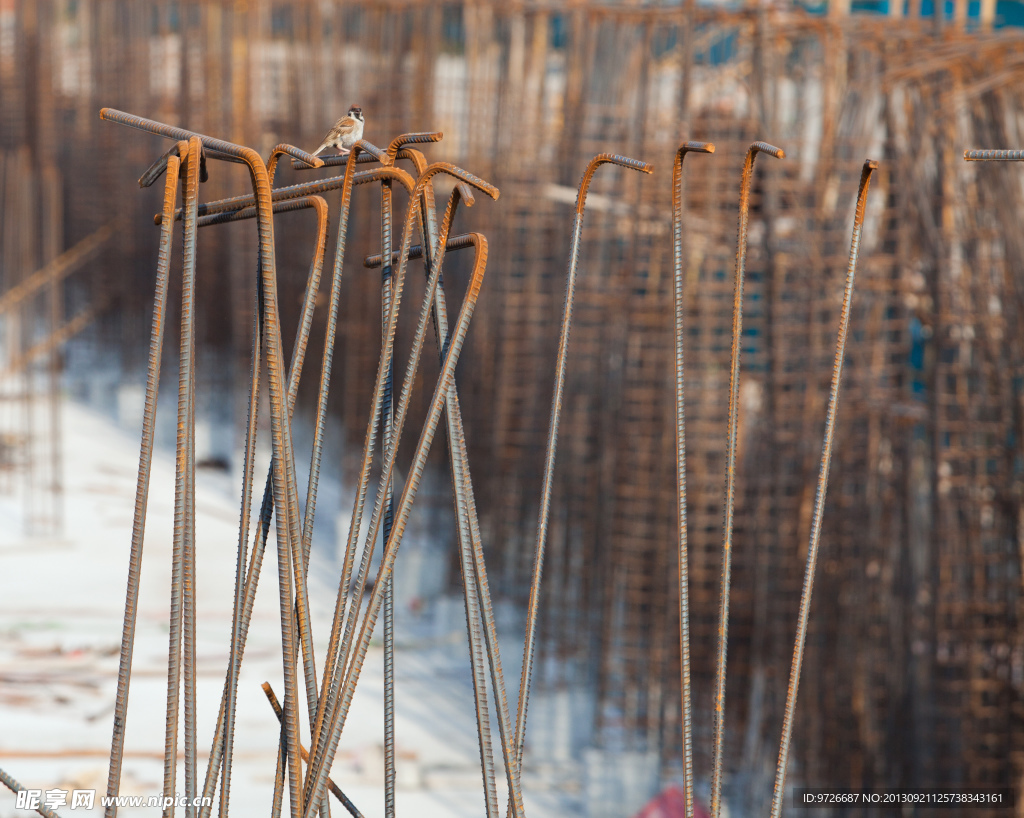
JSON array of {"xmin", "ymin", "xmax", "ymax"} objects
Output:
[{"xmin": 311, "ymin": 106, "xmax": 365, "ymax": 157}]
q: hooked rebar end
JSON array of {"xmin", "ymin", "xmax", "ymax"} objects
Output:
[
  {"xmin": 751, "ymin": 141, "xmax": 785, "ymax": 159},
  {"xmin": 682, "ymin": 141, "xmax": 716, "ymax": 155}
]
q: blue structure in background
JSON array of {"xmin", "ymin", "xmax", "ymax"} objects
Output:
[{"xmin": 799, "ymin": 0, "xmax": 1024, "ymax": 24}]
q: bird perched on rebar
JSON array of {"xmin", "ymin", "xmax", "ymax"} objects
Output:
[{"xmin": 311, "ymin": 105, "xmax": 364, "ymax": 157}]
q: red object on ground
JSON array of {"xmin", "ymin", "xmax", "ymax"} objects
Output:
[{"xmin": 632, "ymin": 785, "xmax": 710, "ymax": 818}]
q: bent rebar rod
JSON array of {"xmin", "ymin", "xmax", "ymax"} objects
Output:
[
  {"xmin": 672, "ymin": 140, "xmax": 716, "ymax": 818},
  {"xmin": 262, "ymin": 684, "xmax": 364, "ymax": 818},
  {"xmin": 304, "ymin": 159, "xmax": 418, "ymax": 786},
  {"xmin": 307, "ymin": 168, "xmax": 493, "ymax": 765},
  {"xmin": 158, "ymin": 166, "xmax": 399, "ymax": 226},
  {"xmin": 193, "ymin": 195, "xmax": 332, "ymax": 818},
  {"xmin": 378, "ymin": 160, "xmax": 397, "ymax": 818},
  {"xmin": 105, "ymin": 140, "xmax": 185, "ymax": 818},
  {"xmin": 366, "ymin": 176, "xmax": 509, "ymax": 818},
  {"xmin": 711, "ymin": 140, "xmax": 785, "ymax": 818},
  {"xmin": 306, "ymin": 170, "xmax": 488, "ymax": 785},
  {"xmin": 514, "ymin": 153, "xmax": 653, "ymax": 778},
  {"xmin": 259, "ymin": 150, "xmax": 333, "ymax": 751},
  {"xmin": 305, "ymin": 167, "xmax": 499, "ymax": 814},
  {"xmin": 374, "ymin": 132, "xmax": 441, "ymax": 818},
  {"xmin": 305, "ymin": 231, "xmax": 496, "ymax": 818},
  {"xmin": 163, "ymin": 136, "xmax": 202, "ymax": 818},
  {"xmin": 325, "ymin": 177, "xmax": 494, "ymax": 731},
  {"xmin": 99, "ymin": 108, "xmax": 307, "ymax": 818},
  {"xmin": 769, "ymin": 159, "xmax": 878, "ymax": 818},
  {"xmin": 410, "ymin": 179, "xmax": 502, "ymax": 818}
]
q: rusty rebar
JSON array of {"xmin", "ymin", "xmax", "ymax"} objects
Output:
[
  {"xmin": 378, "ymin": 166, "xmax": 397, "ymax": 818},
  {"xmin": 304, "ymin": 154, "xmax": 417, "ymax": 790},
  {"xmin": 104, "ymin": 145, "xmax": 182, "ymax": 818},
  {"xmin": 363, "ymin": 234, "xmax": 478, "ymax": 268},
  {"xmin": 262, "ymin": 684, "xmax": 364, "ymax": 818},
  {"xmin": 162, "ymin": 136, "xmax": 202, "ymax": 818},
  {"xmin": 101, "ymin": 107, "xmax": 308, "ymax": 818},
  {"xmin": 205, "ymin": 195, "xmax": 331, "ymax": 818},
  {"xmin": 1, "ymin": 767, "xmax": 63, "ymax": 818},
  {"xmin": 304, "ymin": 229, "xmax": 494, "ymax": 818},
  {"xmin": 711, "ymin": 140, "xmax": 785, "ymax": 818},
  {"xmin": 375, "ymin": 143, "xmax": 508, "ymax": 816},
  {"xmin": 514, "ymin": 153, "xmax": 653, "ymax": 782},
  {"xmin": 769, "ymin": 159, "xmax": 878, "ymax": 818},
  {"xmin": 672, "ymin": 140, "xmax": 715, "ymax": 818},
  {"xmin": 303, "ymin": 167, "xmax": 498, "ymax": 816},
  {"xmin": 414, "ymin": 181, "xmax": 500, "ymax": 818}
]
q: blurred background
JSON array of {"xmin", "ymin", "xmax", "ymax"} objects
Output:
[{"xmin": 3, "ymin": 0, "xmax": 1024, "ymax": 815}]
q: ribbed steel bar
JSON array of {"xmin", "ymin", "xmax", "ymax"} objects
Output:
[
  {"xmin": 306, "ymin": 165, "xmax": 442, "ymax": 782},
  {"xmin": 378, "ymin": 146, "xmax": 503, "ymax": 816},
  {"xmin": 304, "ymin": 166, "xmax": 498, "ymax": 811},
  {"xmin": 102, "ymin": 107, "xmax": 307, "ymax": 818},
  {"xmin": 159, "ymin": 167, "xmax": 404, "ymax": 226},
  {"xmin": 206, "ymin": 195, "xmax": 331, "ymax": 818},
  {"xmin": 672, "ymin": 140, "xmax": 716, "ymax": 818},
  {"xmin": 711, "ymin": 140, "xmax": 785, "ymax": 818},
  {"xmin": 318, "ymin": 175, "xmax": 498, "ymax": 774},
  {"xmin": 104, "ymin": 143, "xmax": 182, "ymax": 818},
  {"xmin": 514, "ymin": 153, "xmax": 653, "ymax": 778},
  {"xmin": 222, "ymin": 265, "xmax": 264, "ymax": 818},
  {"xmin": 138, "ymin": 144, "xmax": 188, "ymax": 189},
  {"xmin": 379, "ymin": 170, "xmax": 397, "ymax": 818},
  {"xmin": 1, "ymin": 767, "xmax": 63, "ymax": 818},
  {"xmin": 291, "ymin": 152, "xmax": 381, "ymax": 171},
  {"xmin": 964, "ymin": 149, "xmax": 1024, "ymax": 161},
  {"xmin": 196, "ymin": 195, "xmax": 331, "ymax": 227},
  {"xmin": 412, "ymin": 181, "xmax": 500, "ymax": 818},
  {"xmin": 99, "ymin": 108, "xmax": 321, "ymax": 171},
  {"xmin": 417, "ymin": 168, "xmax": 526, "ymax": 818},
  {"xmin": 268, "ymin": 141, "xmax": 325, "ymax": 813},
  {"xmin": 363, "ymin": 233, "xmax": 477, "ymax": 268},
  {"xmin": 183, "ymin": 142, "xmax": 199, "ymax": 815},
  {"xmin": 372, "ymin": 134, "xmax": 450, "ymax": 818},
  {"xmin": 304, "ymin": 153, "xmax": 417, "ymax": 788},
  {"xmin": 287, "ymin": 133, "xmax": 441, "ymax": 172},
  {"xmin": 769, "ymin": 159, "xmax": 878, "ymax": 818},
  {"xmin": 268, "ymin": 143, "xmax": 325, "ymax": 185},
  {"xmin": 162, "ymin": 137, "xmax": 202, "ymax": 818},
  {"xmin": 262, "ymin": 684, "xmax": 365, "ymax": 818},
  {"xmin": 303, "ymin": 228, "xmax": 493, "ymax": 818},
  {"xmin": 270, "ymin": 725, "xmax": 286, "ymax": 818}
]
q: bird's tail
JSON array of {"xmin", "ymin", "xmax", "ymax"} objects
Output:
[{"xmin": 311, "ymin": 142, "xmax": 328, "ymax": 158}]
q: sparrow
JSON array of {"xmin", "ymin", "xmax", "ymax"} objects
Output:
[{"xmin": 311, "ymin": 106, "xmax": 365, "ymax": 157}]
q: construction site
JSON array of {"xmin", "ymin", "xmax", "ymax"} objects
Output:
[{"xmin": 2, "ymin": 1, "xmax": 1024, "ymax": 817}]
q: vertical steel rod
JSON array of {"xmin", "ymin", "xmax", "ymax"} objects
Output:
[
  {"xmin": 769, "ymin": 159, "xmax": 877, "ymax": 818},
  {"xmin": 162, "ymin": 136, "xmax": 202, "ymax": 818},
  {"xmin": 514, "ymin": 153, "xmax": 652, "ymax": 777},
  {"xmin": 711, "ymin": 141, "xmax": 784, "ymax": 818},
  {"xmin": 105, "ymin": 144, "xmax": 182, "ymax": 818},
  {"xmin": 303, "ymin": 228, "xmax": 492, "ymax": 818},
  {"xmin": 380, "ymin": 174, "xmax": 397, "ymax": 818},
  {"xmin": 672, "ymin": 140, "xmax": 715, "ymax": 818},
  {"xmin": 199, "ymin": 197, "xmax": 330, "ymax": 818}
]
